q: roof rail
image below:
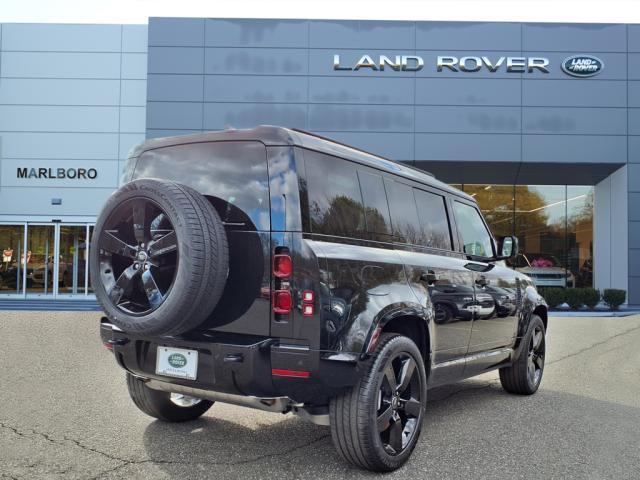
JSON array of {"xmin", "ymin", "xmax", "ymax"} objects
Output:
[{"xmin": 290, "ymin": 128, "xmax": 435, "ymax": 178}]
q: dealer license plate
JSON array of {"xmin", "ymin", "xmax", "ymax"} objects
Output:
[{"xmin": 156, "ymin": 346, "xmax": 198, "ymax": 380}]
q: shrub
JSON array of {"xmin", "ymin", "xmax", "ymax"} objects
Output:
[
  {"xmin": 539, "ymin": 287, "xmax": 566, "ymax": 308},
  {"xmin": 564, "ymin": 288, "xmax": 584, "ymax": 310},
  {"xmin": 582, "ymin": 288, "xmax": 601, "ymax": 309},
  {"xmin": 603, "ymin": 289, "xmax": 626, "ymax": 311}
]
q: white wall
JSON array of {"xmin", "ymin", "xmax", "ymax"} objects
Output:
[
  {"xmin": 594, "ymin": 165, "xmax": 629, "ymax": 298},
  {"xmin": 0, "ymin": 23, "xmax": 147, "ymax": 220}
]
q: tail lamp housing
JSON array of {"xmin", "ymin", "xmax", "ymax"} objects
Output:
[
  {"xmin": 273, "ymin": 290, "xmax": 292, "ymax": 314},
  {"xmin": 273, "ymin": 254, "xmax": 292, "ymax": 278}
]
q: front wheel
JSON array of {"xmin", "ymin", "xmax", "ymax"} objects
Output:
[
  {"xmin": 330, "ymin": 334, "xmax": 427, "ymax": 472},
  {"xmin": 499, "ymin": 314, "xmax": 546, "ymax": 395},
  {"xmin": 126, "ymin": 373, "xmax": 213, "ymax": 422}
]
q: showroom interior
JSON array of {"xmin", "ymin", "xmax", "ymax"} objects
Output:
[{"xmin": 0, "ymin": 19, "xmax": 637, "ymax": 305}]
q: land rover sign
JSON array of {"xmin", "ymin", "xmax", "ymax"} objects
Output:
[{"xmin": 561, "ymin": 55, "xmax": 604, "ymax": 77}]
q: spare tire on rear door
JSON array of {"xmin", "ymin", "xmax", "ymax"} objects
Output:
[{"xmin": 90, "ymin": 178, "xmax": 228, "ymax": 336}]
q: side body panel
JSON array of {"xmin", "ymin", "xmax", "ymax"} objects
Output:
[
  {"xmin": 313, "ymin": 239, "xmax": 420, "ymax": 356},
  {"xmin": 397, "ymin": 247, "xmax": 474, "ymax": 384}
]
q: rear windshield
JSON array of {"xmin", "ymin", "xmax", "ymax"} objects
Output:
[{"xmin": 134, "ymin": 141, "xmax": 269, "ymax": 231}]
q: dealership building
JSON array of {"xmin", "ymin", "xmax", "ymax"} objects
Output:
[{"xmin": 0, "ymin": 18, "xmax": 638, "ymax": 306}]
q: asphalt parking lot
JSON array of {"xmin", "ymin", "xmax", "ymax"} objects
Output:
[{"xmin": 1, "ymin": 312, "xmax": 639, "ymax": 480}]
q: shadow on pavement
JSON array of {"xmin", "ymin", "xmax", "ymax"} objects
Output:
[{"xmin": 139, "ymin": 379, "xmax": 640, "ymax": 479}]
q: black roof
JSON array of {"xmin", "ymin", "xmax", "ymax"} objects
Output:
[{"xmin": 132, "ymin": 125, "xmax": 473, "ymax": 201}]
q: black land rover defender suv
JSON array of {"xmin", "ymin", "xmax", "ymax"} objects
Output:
[{"xmin": 94, "ymin": 126, "xmax": 547, "ymax": 472}]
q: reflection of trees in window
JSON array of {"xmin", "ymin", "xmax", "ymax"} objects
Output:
[
  {"xmin": 363, "ymin": 205, "xmax": 391, "ymax": 240},
  {"xmin": 310, "ymin": 195, "xmax": 365, "ymax": 237},
  {"xmin": 514, "ymin": 187, "xmax": 556, "ymax": 239},
  {"xmin": 413, "ymin": 189, "xmax": 452, "ymax": 250},
  {"xmin": 567, "ymin": 188, "xmax": 593, "ymax": 231},
  {"xmin": 466, "ymin": 185, "xmax": 516, "ymax": 238}
]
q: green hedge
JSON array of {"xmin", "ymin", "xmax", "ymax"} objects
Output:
[
  {"xmin": 538, "ymin": 287, "xmax": 625, "ymax": 311},
  {"xmin": 564, "ymin": 288, "xmax": 584, "ymax": 310},
  {"xmin": 538, "ymin": 287, "xmax": 566, "ymax": 308},
  {"xmin": 582, "ymin": 288, "xmax": 601, "ymax": 309},
  {"xmin": 603, "ymin": 289, "xmax": 626, "ymax": 311}
]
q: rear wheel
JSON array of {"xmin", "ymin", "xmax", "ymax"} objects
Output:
[
  {"xmin": 330, "ymin": 334, "xmax": 426, "ymax": 472},
  {"xmin": 90, "ymin": 179, "xmax": 228, "ymax": 336},
  {"xmin": 126, "ymin": 373, "xmax": 213, "ymax": 422},
  {"xmin": 499, "ymin": 314, "xmax": 546, "ymax": 395}
]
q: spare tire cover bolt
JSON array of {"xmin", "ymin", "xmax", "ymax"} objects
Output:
[
  {"xmin": 133, "ymin": 263, "xmax": 139, "ymax": 269},
  {"xmin": 143, "ymin": 264, "xmax": 150, "ymax": 270}
]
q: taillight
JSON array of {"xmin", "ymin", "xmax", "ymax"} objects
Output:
[
  {"xmin": 302, "ymin": 289, "xmax": 315, "ymax": 317},
  {"xmin": 273, "ymin": 254, "xmax": 292, "ymax": 278},
  {"xmin": 273, "ymin": 290, "xmax": 292, "ymax": 314},
  {"xmin": 273, "ymin": 248, "xmax": 292, "ymax": 316}
]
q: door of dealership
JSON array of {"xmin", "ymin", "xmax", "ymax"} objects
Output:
[{"xmin": 0, "ymin": 223, "xmax": 94, "ymax": 299}]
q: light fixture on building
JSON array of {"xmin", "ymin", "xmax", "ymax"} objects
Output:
[{"xmin": 51, "ymin": 198, "xmax": 62, "ymax": 205}]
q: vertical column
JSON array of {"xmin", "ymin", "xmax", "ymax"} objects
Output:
[{"xmin": 594, "ymin": 166, "xmax": 629, "ymax": 301}]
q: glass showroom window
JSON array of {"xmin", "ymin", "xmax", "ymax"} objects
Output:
[
  {"xmin": 567, "ymin": 186, "xmax": 594, "ymax": 287},
  {"xmin": 454, "ymin": 184, "xmax": 594, "ymax": 289},
  {"xmin": 514, "ymin": 185, "xmax": 570, "ymax": 288},
  {"xmin": 461, "ymin": 185, "xmax": 514, "ymax": 238}
]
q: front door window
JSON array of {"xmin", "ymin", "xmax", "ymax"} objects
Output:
[{"xmin": 453, "ymin": 202, "xmax": 494, "ymax": 258}]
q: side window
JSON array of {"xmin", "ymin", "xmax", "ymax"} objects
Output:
[
  {"xmin": 357, "ymin": 170, "xmax": 392, "ymax": 241},
  {"xmin": 453, "ymin": 201, "xmax": 494, "ymax": 258},
  {"xmin": 413, "ymin": 189, "xmax": 452, "ymax": 250},
  {"xmin": 304, "ymin": 150, "xmax": 365, "ymax": 238},
  {"xmin": 385, "ymin": 179, "xmax": 422, "ymax": 244}
]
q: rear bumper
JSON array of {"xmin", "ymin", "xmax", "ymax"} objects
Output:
[{"xmin": 100, "ymin": 318, "xmax": 361, "ymax": 405}]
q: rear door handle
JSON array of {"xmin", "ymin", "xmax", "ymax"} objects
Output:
[{"xmin": 420, "ymin": 270, "xmax": 439, "ymax": 285}]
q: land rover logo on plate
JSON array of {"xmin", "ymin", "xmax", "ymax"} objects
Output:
[
  {"xmin": 562, "ymin": 55, "xmax": 603, "ymax": 77},
  {"xmin": 168, "ymin": 353, "xmax": 187, "ymax": 368}
]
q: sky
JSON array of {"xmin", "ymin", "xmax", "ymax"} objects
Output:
[{"xmin": 1, "ymin": 0, "xmax": 640, "ymax": 24}]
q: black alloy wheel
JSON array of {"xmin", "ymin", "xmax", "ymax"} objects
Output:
[
  {"xmin": 528, "ymin": 324, "xmax": 545, "ymax": 386},
  {"xmin": 499, "ymin": 314, "xmax": 546, "ymax": 395},
  {"xmin": 330, "ymin": 334, "xmax": 427, "ymax": 471},
  {"xmin": 99, "ymin": 197, "xmax": 178, "ymax": 315},
  {"xmin": 377, "ymin": 353, "xmax": 423, "ymax": 456}
]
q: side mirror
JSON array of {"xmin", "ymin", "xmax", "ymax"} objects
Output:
[{"xmin": 496, "ymin": 236, "xmax": 518, "ymax": 260}]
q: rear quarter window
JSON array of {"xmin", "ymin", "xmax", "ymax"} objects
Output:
[
  {"xmin": 134, "ymin": 141, "xmax": 269, "ymax": 231},
  {"xmin": 304, "ymin": 150, "xmax": 366, "ymax": 238}
]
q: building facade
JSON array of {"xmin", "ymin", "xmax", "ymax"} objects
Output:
[
  {"xmin": 0, "ymin": 23, "xmax": 147, "ymax": 297},
  {"xmin": 0, "ymin": 19, "xmax": 638, "ymax": 305}
]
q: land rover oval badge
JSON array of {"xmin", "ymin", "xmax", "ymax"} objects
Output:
[
  {"xmin": 168, "ymin": 353, "xmax": 187, "ymax": 368},
  {"xmin": 562, "ymin": 55, "xmax": 603, "ymax": 77}
]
